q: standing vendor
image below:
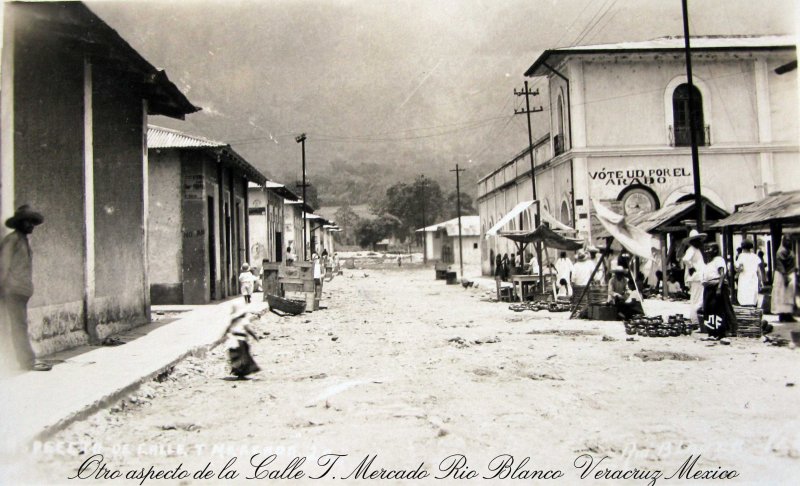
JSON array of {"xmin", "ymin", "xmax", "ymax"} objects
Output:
[
  {"xmin": 772, "ymin": 236, "xmax": 797, "ymax": 322},
  {"xmin": 682, "ymin": 230, "xmax": 706, "ymax": 328}
]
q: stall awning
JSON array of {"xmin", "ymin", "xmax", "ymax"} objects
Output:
[
  {"xmin": 486, "ymin": 200, "xmax": 576, "ymax": 238},
  {"xmin": 712, "ymin": 190, "xmax": 800, "ymax": 230},
  {"xmin": 497, "ymin": 225, "xmax": 583, "ymax": 251},
  {"xmin": 594, "ymin": 198, "xmax": 728, "ymax": 239}
]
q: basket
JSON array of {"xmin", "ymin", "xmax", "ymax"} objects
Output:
[
  {"xmin": 732, "ymin": 306, "xmax": 763, "ymax": 338},
  {"xmin": 267, "ymin": 294, "xmax": 307, "ymax": 315}
]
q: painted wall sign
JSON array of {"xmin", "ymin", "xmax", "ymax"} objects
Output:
[
  {"xmin": 183, "ymin": 175, "xmax": 204, "ymax": 199},
  {"xmin": 588, "ymin": 167, "xmax": 692, "ymax": 186}
]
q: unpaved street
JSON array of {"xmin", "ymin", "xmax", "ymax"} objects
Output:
[{"xmin": 17, "ymin": 268, "xmax": 800, "ymax": 484}]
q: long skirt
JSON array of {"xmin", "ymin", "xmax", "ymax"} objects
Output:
[
  {"xmin": 703, "ymin": 283, "xmax": 736, "ymax": 338},
  {"xmin": 736, "ymin": 272, "xmax": 759, "ymax": 306},
  {"xmin": 228, "ymin": 340, "xmax": 260, "ymax": 377},
  {"xmin": 771, "ymin": 272, "xmax": 796, "ymax": 314},
  {"xmin": 689, "ymin": 281, "xmax": 703, "ymax": 325}
]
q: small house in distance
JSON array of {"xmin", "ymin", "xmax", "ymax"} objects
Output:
[
  {"xmin": 147, "ymin": 126, "xmax": 266, "ymax": 304},
  {"xmin": 417, "ymin": 216, "xmax": 481, "ymax": 267}
]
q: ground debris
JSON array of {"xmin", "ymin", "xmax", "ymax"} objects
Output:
[
  {"xmin": 472, "ymin": 367, "xmax": 498, "ymax": 377},
  {"xmin": 473, "ymin": 336, "xmax": 501, "ymax": 345},
  {"xmin": 527, "ymin": 329, "xmax": 597, "ymax": 337},
  {"xmin": 447, "ymin": 337, "xmax": 469, "ymax": 348},
  {"xmin": 524, "ymin": 372, "xmax": 564, "ymax": 381},
  {"xmin": 159, "ymin": 422, "xmax": 200, "ymax": 432},
  {"xmin": 602, "ymin": 335, "xmax": 617, "ymax": 342},
  {"xmin": 634, "ymin": 350, "xmax": 703, "ymax": 361}
]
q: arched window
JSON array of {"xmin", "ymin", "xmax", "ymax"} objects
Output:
[
  {"xmin": 672, "ymin": 83, "xmax": 706, "ymax": 146},
  {"xmin": 560, "ymin": 201, "xmax": 571, "ymax": 226}
]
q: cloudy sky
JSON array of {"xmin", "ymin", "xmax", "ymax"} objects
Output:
[{"xmin": 85, "ymin": 0, "xmax": 797, "ymax": 185}]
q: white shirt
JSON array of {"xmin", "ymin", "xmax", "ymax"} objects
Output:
[
  {"xmin": 682, "ymin": 246, "xmax": 705, "ymax": 283},
  {"xmin": 554, "ymin": 257, "xmax": 574, "ymax": 281},
  {"xmin": 572, "ymin": 260, "xmax": 594, "ymax": 286},
  {"xmin": 735, "ymin": 252, "xmax": 761, "ymax": 279},
  {"xmin": 702, "ymin": 256, "xmax": 726, "ymax": 283}
]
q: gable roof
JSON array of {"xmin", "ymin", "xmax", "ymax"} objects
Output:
[{"xmin": 525, "ymin": 35, "xmax": 797, "ymax": 77}]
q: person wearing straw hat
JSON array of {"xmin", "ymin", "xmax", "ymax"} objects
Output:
[
  {"xmin": 0, "ymin": 205, "xmax": 51, "ymax": 372},
  {"xmin": 586, "ymin": 245, "xmax": 605, "ymax": 283},
  {"xmin": 682, "ymin": 229, "xmax": 707, "ymax": 329},
  {"xmin": 572, "ymin": 251, "xmax": 594, "ymax": 287}
]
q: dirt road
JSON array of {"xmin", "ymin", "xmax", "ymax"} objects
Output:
[{"xmin": 17, "ymin": 268, "xmax": 800, "ymax": 484}]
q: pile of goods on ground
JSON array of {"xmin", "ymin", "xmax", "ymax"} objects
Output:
[
  {"xmin": 624, "ymin": 314, "xmax": 692, "ymax": 337},
  {"xmin": 508, "ymin": 298, "xmax": 571, "ymax": 313}
]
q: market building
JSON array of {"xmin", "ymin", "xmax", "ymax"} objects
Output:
[
  {"xmin": 0, "ymin": 2, "xmax": 198, "ymax": 354},
  {"xmin": 147, "ymin": 126, "xmax": 266, "ymax": 304},
  {"xmin": 478, "ymin": 35, "xmax": 799, "ymax": 276}
]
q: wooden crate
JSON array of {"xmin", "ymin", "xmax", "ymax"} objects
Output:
[{"xmin": 732, "ymin": 306, "xmax": 763, "ymax": 338}]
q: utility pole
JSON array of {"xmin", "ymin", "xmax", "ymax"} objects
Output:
[
  {"xmin": 451, "ymin": 164, "xmax": 466, "ymax": 277},
  {"xmin": 420, "ymin": 175, "xmax": 427, "ymax": 264},
  {"xmin": 295, "ymin": 133, "xmax": 308, "ymax": 261},
  {"xmin": 681, "ymin": 0, "xmax": 704, "ymax": 232},
  {"xmin": 514, "ymin": 81, "xmax": 545, "ymax": 290}
]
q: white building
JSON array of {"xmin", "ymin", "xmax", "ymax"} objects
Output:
[
  {"xmin": 417, "ymin": 216, "xmax": 481, "ymax": 268},
  {"xmin": 478, "ymin": 35, "xmax": 799, "ymax": 275}
]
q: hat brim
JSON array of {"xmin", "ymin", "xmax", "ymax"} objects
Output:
[
  {"xmin": 5, "ymin": 212, "xmax": 44, "ymax": 229},
  {"xmin": 687, "ymin": 233, "xmax": 708, "ymax": 241}
]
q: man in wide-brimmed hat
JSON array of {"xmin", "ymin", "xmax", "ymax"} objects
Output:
[
  {"xmin": 682, "ymin": 229, "xmax": 707, "ymax": 328},
  {"xmin": 1, "ymin": 205, "xmax": 50, "ymax": 371}
]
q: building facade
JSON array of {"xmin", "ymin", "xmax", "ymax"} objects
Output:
[
  {"xmin": 147, "ymin": 126, "xmax": 266, "ymax": 304},
  {"xmin": 0, "ymin": 2, "xmax": 197, "ymax": 354},
  {"xmin": 248, "ymin": 181, "xmax": 298, "ymax": 267},
  {"xmin": 418, "ymin": 216, "xmax": 481, "ymax": 269},
  {"xmin": 478, "ymin": 35, "xmax": 799, "ymax": 275}
]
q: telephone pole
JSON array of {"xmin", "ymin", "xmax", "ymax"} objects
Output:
[
  {"xmin": 681, "ymin": 0, "xmax": 704, "ymax": 232},
  {"xmin": 295, "ymin": 133, "xmax": 308, "ymax": 261},
  {"xmin": 419, "ymin": 175, "xmax": 428, "ymax": 264},
  {"xmin": 514, "ymin": 81, "xmax": 545, "ymax": 289},
  {"xmin": 451, "ymin": 164, "xmax": 466, "ymax": 277}
]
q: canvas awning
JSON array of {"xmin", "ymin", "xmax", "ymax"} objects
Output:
[
  {"xmin": 486, "ymin": 200, "xmax": 576, "ymax": 238},
  {"xmin": 497, "ymin": 225, "xmax": 583, "ymax": 251},
  {"xmin": 594, "ymin": 198, "xmax": 728, "ymax": 239}
]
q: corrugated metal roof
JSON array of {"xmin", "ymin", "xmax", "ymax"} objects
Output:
[
  {"xmin": 712, "ymin": 191, "xmax": 800, "ymax": 229},
  {"xmin": 417, "ymin": 216, "xmax": 480, "ymax": 237},
  {"xmin": 526, "ymin": 35, "xmax": 796, "ymax": 77},
  {"xmin": 148, "ymin": 126, "xmax": 226, "ymax": 149},
  {"xmin": 147, "ymin": 125, "xmax": 266, "ymax": 185}
]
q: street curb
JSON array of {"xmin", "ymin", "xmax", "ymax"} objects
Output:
[{"xmin": 28, "ymin": 301, "xmax": 268, "ymax": 444}]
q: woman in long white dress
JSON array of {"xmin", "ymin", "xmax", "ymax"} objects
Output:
[
  {"xmin": 681, "ymin": 230, "xmax": 706, "ymax": 327},
  {"xmin": 734, "ymin": 239, "xmax": 762, "ymax": 306}
]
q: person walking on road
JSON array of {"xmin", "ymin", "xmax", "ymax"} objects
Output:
[
  {"xmin": 238, "ymin": 263, "xmax": 257, "ymax": 304},
  {"xmin": 0, "ymin": 205, "xmax": 50, "ymax": 372},
  {"xmin": 771, "ymin": 236, "xmax": 797, "ymax": 322},
  {"xmin": 223, "ymin": 303, "xmax": 260, "ymax": 379}
]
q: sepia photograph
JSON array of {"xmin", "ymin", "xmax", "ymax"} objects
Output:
[{"xmin": 0, "ymin": 0, "xmax": 798, "ymax": 484}]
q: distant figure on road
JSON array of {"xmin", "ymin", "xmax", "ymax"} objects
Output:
[
  {"xmin": 0, "ymin": 205, "xmax": 51, "ymax": 372},
  {"xmin": 223, "ymin": 304, "xmax": 260, "ymax": 379},
  {"xmin": 238, "ymin": 263, "xmax": 257, "ymax": 304}
]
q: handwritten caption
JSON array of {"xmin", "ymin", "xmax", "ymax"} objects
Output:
[{"xmin": 69, "ymin": 453, "xmax": 738, "ymax": 484}]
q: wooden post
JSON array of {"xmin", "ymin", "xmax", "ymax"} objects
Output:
[{"xmin": 661, "ymin": 233, "xmax": 669, "ymax": 299}]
